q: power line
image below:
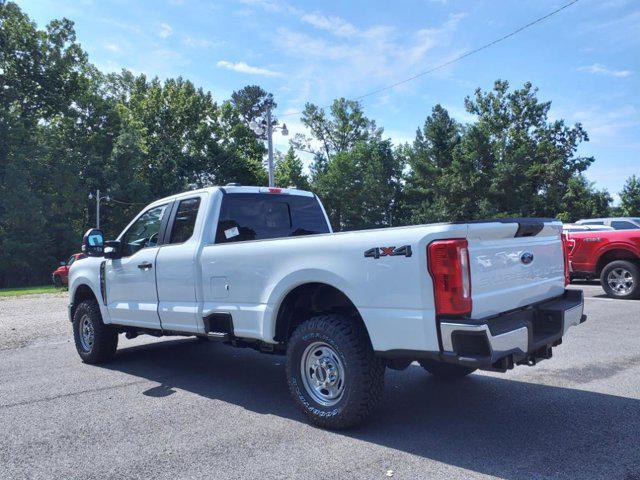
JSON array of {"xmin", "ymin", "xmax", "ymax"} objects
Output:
[
  {"xmin": 109, "ymin": 198, "xmax": 146, "ymax": 206},
  {"xmin": 279, "ymin": 0, "xmax": 580, "ymax": 118}
]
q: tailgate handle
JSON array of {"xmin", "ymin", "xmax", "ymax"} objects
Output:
[
  {"xmin": 137, "ymin": 262, "xmax": 153, "ymax": 270},
  {"xmin": 515, "ymin": 221, "xmax": 544, "ymax": 237}
]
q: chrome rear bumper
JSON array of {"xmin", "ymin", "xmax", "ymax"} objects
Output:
[{"xmin": 439, "ymin": 289, "xmax": 585, "ymax": 371}]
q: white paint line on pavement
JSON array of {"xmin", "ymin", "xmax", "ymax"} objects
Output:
[{"xmin": 584, "ymin": 296, "xmax": 623, "ymax": 302}]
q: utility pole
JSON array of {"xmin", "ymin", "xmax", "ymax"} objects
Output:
[
  {"xmin": 88, "ymin": 190, "xmax": 110, "ymax": 229},
  {"xmin": 249, "ymin": 101, "xmax": 288, "ymax": 188},
  {"xmin": 266, "ymin": 105, "xmax": 275, "ymax": 187}
]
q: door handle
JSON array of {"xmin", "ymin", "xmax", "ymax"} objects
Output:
[{"xmin": 137, "ymin": 262, "xmax": 153, "ymax": 270}]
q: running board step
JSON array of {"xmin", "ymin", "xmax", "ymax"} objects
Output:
[{"xmin": 206, "ymin": 332, "xmax": 229, "ymax": 341}]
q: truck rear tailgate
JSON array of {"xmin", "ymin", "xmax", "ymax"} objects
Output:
[{"xmin": 466, "ymin": 220, "xmax": 565, "ymax": 319}]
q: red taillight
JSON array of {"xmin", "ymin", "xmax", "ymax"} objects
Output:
[
  {"xmin": 428, "ymin": 239, "xmax": 472, "ymax": 316},
  {"xmin": 268, "ymin": 187, "xmax": 282, "ymax": 193},
  {"xmin": 561, "ymin": 233, "xmax": 571, "ymax": 286}
]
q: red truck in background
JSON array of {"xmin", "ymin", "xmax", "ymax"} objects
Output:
[
  {"xmin": 51, "ymin": 253, "xmax": 85, "ymax": 288},
  {"xmin": 566, "ymin": 229, "xmax": 640, "ymax": 299}
]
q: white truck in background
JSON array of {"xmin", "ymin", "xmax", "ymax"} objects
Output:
[{"xmin": 69, "ymin": 185, "xmax": 585, "ymax": 429}]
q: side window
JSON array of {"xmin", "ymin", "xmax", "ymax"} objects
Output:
[
  {"xmin": 67, "ymin": 255, "xmax": 76, "ymax": 266},
  {"xmin": 215, "ymin": 193, "xmax": 329, "ymax": 244},
  {"xmin": 168, "ymin": 198, "xmax": 201, "ymax": 244},
  {"xmin": 120, "ymin": 204, "xmax": 169, "ymax": 257},
  {"xmin": 289, "ymin": 196, "xmax": 330, "ymax": 236},
  {"xmin": 611, "ymin": 221, "xmax": 639, "ymax": 230},
  {"xmin": 582, "ymin": 221, "xmax": 604, "ymax": 226}
]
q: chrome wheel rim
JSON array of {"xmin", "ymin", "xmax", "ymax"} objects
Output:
[
  {"xmin": 300, "ymin": 342, "xmax": 346, "ymax": 407},
  {"xmin": 79, "ymin": 314, "xmax": 95, "ymax": 351},
  {"xmin": 607, "ymin": 267, "xmax": 634, "ymax": 295}
]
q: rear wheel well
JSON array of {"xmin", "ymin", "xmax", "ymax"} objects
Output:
[
  {"xmin": 596, "ymin": 249, "xmax": 639, "ymax": 276},
  {"xmin": 72, "ymin": 284, "xmax": 98, "ymax": 318},
  {"xmin": 274, "ymin": 283, "xmax": 367, "ymax": 344}
]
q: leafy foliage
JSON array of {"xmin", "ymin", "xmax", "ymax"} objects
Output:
[
  {"xmin": 275, "ymin": 147, "xmax": 310, "ymax": 190},
  {"xmin": 619, "ymin": 175, "xmax": 640, "ymax": 217},
  {"xmin": 403, "ymin": 81, "xmax": 595, "ymax": 223},
  {"xmin": 0, "ymin": 3, "xmax": 267, "ymax": 286}
]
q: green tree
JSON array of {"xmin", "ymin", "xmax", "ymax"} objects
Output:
[
  {"xmin": 292, "ymin": 98, "xmax": 381, "ymax": 163},
  {"xmin": 619, "ymin": 175, "xmax": 640, "ymax": 216},
  {"xmin": 297, "ymin": 99, "xmax": 402, "ymax": 230},
  {"xmin": 275, "ymin": 146, "xmax": 310, "ymax": 190},
  {"xmin": 0, "ymin": 2, "xmax": 90, "ymax": 286},
  {"xmin": 463, "ymin": 80, "xmax": 593, "ymax": 218},
  {"xmin": 312, "ymin": 140, "xmax": 404, "ymax": 231},
  {"xmin": 404, "ymin": 81, "xmax": 595, "ymax": 223},
  {"xmin": 230, "ymin": 85, "xmax": 276, "ymax": 139},
  {"xmin": 403, "ymin": 105, "xmax": 463, "ymax": 223},
  {"xmin": 0, "ymin": 3, "xmax": 272, "ymax": 286},
  {"xmin": 557, "ymin": 174, "xmax": 611, "ymax": 222}
]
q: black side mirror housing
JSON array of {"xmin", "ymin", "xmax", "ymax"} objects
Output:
[
  {"xmin": 82, "ymin": 229, "xmax": 104, "ymax": 257},
  {"xmin": 104, "ymin": 240, "xmax": 122, "ymax": 259}
]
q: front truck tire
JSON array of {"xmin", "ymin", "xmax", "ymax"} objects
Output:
[
  {"xmin": 72, "ymin": 299, "xmax": 118, "ymax": 364},
  {"xmin": 419, "ymin": 358, "xmax": 476, "ymax": 379},
  {"xmin": 600, "ymin": 260, "xmax": 640, "ymax": 299},
  {"xmin": 286, "ymin": 314, "xmax": 385, "ymax": 429}
]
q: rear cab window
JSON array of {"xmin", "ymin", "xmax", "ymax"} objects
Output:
[
  {"xmin": 168, "ymin": 197, "xmax": 201, "ymax": 244},
  {"xmin": 611, "ymin": 221, "xmax": 639, "ymax": 230},
  {"xmin": 215, "ymin": 193, "xmax": 329, "ymax": 244}
]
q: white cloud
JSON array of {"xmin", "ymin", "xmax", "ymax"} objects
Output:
[
  {"xmin": 239, "ymin": 0, "xmax": 289, "ymax": 13},
  {"xmin": 386, "ymin": 129, "xmax": 415, "ymax": 146},
  {"xmin": 183, "ymin": 36, "xmax": 218, "ymax": 48},
  {"xmin": 216, "ymin": 60, "xmax": 282, "ymax": 77},
  {"xmin": 275, "ymin": 11, "xmax": 466, "ymax": 104},
  {"xmin": 95, "ymin": 60, "xmax": 122, "ymax": 73},
  {"xmin": 578, "ymin": 63, "xmax": 633, "ymax": 78},
  {"xmin": 104, "ymin": 43, "xmax": 121, "ymax": 52},
  {"xmin": 300, "ymin": 13, "xmax": 358, "ymax": 37},
  {"xmin": 158, "ymin": 22, "xmax": 173, "ymax": 38},
  {"xmin": 571, "ymin": 105, "xmax": 640, "ymax": 145},
  {"xmin": 232, "ymin": 1, "xmax": 467, "ymax": 111}
]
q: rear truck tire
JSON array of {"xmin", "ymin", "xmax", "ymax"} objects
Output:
[
  {"xmin": 286, "ymin": 314, "xmax": 385, "ymax": 430},
  {"xmin": 419, "ymin": 358, "xmax": 476, "ymax": 379},
  {"xmin": 53, "ymin": 275, "xmax": 62, "ymax": 288},
  {"xmin": 600, "ymin": 260, "xmax": 640, "ymax": 299},
  {"xmin": 72, "ymin": 299, "xmax": 118, "ymax": 364}
]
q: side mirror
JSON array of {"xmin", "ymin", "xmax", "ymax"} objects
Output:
[
  {"xmin": 82, "ymin": 228, "xmax": 104, "ymax": 257},
  {"xmin": 104, "ymin": 240, "xmax": 122, "ymax": 260}
]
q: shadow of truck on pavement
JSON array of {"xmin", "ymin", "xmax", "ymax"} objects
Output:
[{"xmin": 103, "ymin": 337, "xmax": 640, "ymax": 480}]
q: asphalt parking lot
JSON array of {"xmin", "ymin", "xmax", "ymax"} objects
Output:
[{"xmin": 0, "ymin": 283, "xmax": 639, "ymax": 480}]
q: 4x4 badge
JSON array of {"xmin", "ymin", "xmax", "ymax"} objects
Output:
[{"xmin": 364, "ymin": 245, "xmax": 412, "ymax": 259}]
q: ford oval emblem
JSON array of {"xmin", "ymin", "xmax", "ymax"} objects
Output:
[{"xmin": 521, "ymin": 252, "xmax": 534, "ymax": 264}]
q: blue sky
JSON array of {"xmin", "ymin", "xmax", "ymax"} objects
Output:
[{"xmin": 20, "ymin": 0, "xmax": 640, "ymax": 199}]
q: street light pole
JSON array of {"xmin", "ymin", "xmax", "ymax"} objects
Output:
[
  {"xmin": 96, "ymin": 189, "xmax": 100, "ymax": 229},
  {"xmin": 266, "ymin": 105, "xmax": 274, "ymax": 187},
  {"xmin": 248, "ymin": 101, "xmax": 287, "ymax": 188},
  {"xmin": 88, "ymin": 189, "xmax": 110, "ymax": 229}
]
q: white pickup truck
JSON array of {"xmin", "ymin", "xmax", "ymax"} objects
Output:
[{"xmin": 69, "ymin": 185, "xmax": 585, "ymax": 428}]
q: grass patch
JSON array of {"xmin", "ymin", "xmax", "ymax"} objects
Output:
[{"xmin": 0, "ymin": 285, "xmax": 65, "ymax": 297}]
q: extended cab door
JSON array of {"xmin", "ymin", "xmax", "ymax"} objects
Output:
[
  {"xmin": 105, "ymin": 202, "xmax": 171, "ymax": 329},
  {"xmin": 200, "ymin": 190, "xmax": 331, "ymax": 338},
  {"xmin": 155, "ymin": 194, "xmax": 205, "ymax": 333}
]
